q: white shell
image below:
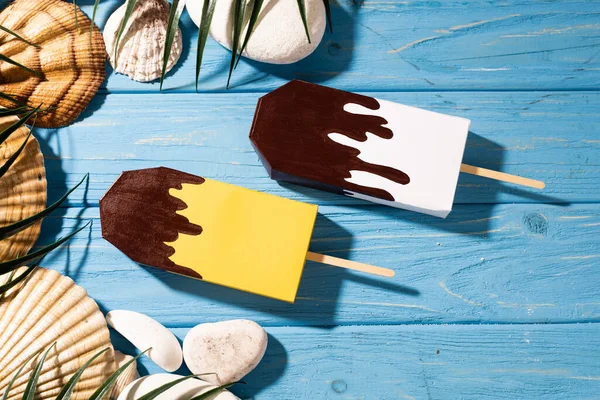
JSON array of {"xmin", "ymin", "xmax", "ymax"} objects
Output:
[
  {"xmin": 183, "ymin": 319, "xmax": 267, "ymax": 385},
  {"xmin": 106, "ymin": 310, "xmax": 183, "ymax": 372},
  {"xmin": 118, "ymin": 374, "xmax": 240, "ymax": 400},
  {"xmin": 110, "ymin": 351, "xmax": 140, "ymax": 400},
  {"xmin": 0, "ymin": 267, "xmax": 117, "ymax": 400},
  {"xmin": 186, "ymin": 0, "xmax": 326, "ymax": 64},
  {"xmin": 104, "ymin": 0, "xmax": 183, "ymax": 82}
]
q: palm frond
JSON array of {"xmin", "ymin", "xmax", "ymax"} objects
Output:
[
  {"xmin": 114, "ymin": 0, "xmax": 138, "ymax": 61},
  {"xmin": 0, "ymin": 54, "xmax": 41, "ymax": 77},
  {"xmin": 1, "ymin": 348, "xmax": 43, "ymax": 400},
  {"xmin": 0, "ymin": 25, "xmax": 38, "ymax": 47},
  {"xmin": 55, "ymin": 348, "xmax": 110, "ymax": 400},
  {"xmin": 160, "ymin": 0, "xmax": 185, "ymax": 90},
  {"xmin": 295, "ymin": 0, "xmax": 311, "ymax": 43},
  {"xmin": 227, "ymin": 0, "xmax": 245, "ymax": 89},
  {"xmin": 88, "ymin": 349, "xmax": 150, "ymax": 400},
  {"xmin": 90, "ymin": 0, "xmax": 101, "ymax": 41},
  {"xmin": 235, "ymin": 0, "xmax": 264, "ymax": 69},
  {"xmin": 0, "ymin": 126, "xmax": 31, "ymax": 179},
  {"xmin": 195, "ymin": 0, "xmax": 217, "ymax": 92},
  {"xmin": 323, "ymin": 0, "xmax": 332, "ymax": 33},
  {"xmin": 73, "ymin": 0, "xmax": 79, "ymax": 29},
  {"xmin": 0, "ymin": 106, "xmax": 38, "ymax": 146},
  {"xmin": 136, "ymin": 375, "xmax": 198, "ymax": 400},
  {"xmin": 0, "ymin": 174, "xmax": 88, "ymax": 239},
  {"xmin": 0, "ymin": 265, "xmax": 36, "ymax": 295},
  {"xmin": 22, "ymin": 343, "xmax": 56, "ymax": 400},
  {"xmin": 0, "ymin": 92, "xmax": 28, "ymax": 107}
]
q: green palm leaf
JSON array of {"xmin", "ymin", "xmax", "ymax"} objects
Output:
[
  {"xmin": 73, "ymin": 0, "xmax": 79, "ymax": 29},
  {"xmin": 0, "ymin": 127, "xmax": 31, "ymax": 179},
  {"xmin": 195, "ymin": 0, "xmax": 217, "ymax": 92},
  {"xmin": 0, "ymin": 106, "xmax": 31, "ymax": 118},
  {"xmin": 0, "ymin": 92, "xmax": 28, "ymax": 107},
  {"xmin": 295, "ymin": 0, "xmax": 311, "ymax": 43},
  {"xmin": 88, "ymin": 349, "xmax": 149, "ymax": 400},
  {"xmin": 235, "ymin": 0, "xmax": 264, "ymax": 69},
  {"xmin": 1, "ymin": 348, "xmax": 43, "ymax": 400},
  {"xmin": 0, "ymin": 25, "xmax": 38, "ymax": 47},
  {"xmin": 22, "ymin": 343, "xmax": 56, "ymax": 400},
  {"xmin": 0, "ymin": 174, "xmax": 88, "ymax": 239},
  {"xmin": 160, "ymin": 0, "xmax": 185, "ymax": 90},
  {"xmin": 136, "ymin": 375, "xmax": 197, "ymax": 400},
  {"xmin": 0, "ymin": 221, "xmax": 91, "ymax": 276},
  {"xmin": 90, "ymin": 0, "xmax": 101, "ymax": 41},
  {"xmin": 0, "ymin": 54, "xmax": 40, "ymax": 77},
  {"xmin": 227, "ymin": 0, "xmax": 245, "ymax": 89},
  {"xmin": 0, "ymin": 107, "xmax": 38, "ymax": 146},
  {"xmin": 323, "ymin": 0, "xmax": 332, "ymax": 33},
  {"xmin": 114, "ymin": 0, "xmax": 138, "ymax": 61},
  {"xmin": 0, "ymin": 265, "xmax": 36, "ymax": 295},
  {"xmin": 55, "ymin": 348, "xmax": 109, "ymax": 400}
]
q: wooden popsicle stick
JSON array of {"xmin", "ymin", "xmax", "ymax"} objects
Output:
[
  {"xmin": 460, "ymin": 163, "xmax": 545, "ymax": 189},
  {"xmin": 306, "ymin": 252, "xmax": 395, "ymax": 278}
]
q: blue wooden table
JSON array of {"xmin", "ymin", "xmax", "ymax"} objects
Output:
[{"xmin": 36, "ymin": 1, "xmax": 600, "ymax": 398}]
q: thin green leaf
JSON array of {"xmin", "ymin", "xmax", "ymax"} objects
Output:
[
  {"xmin": 0, "ymin": 106, "xmax": 31, "ymax": 117},
  {"xmin": 0, "ymin": 92, "xmax": 27, "ymax": 107},
  {"xmin": 73, "ymin": 0, "xmax": 79, "ymax": 30},
  {"xmin": 0, "ymin": 128, "xmax": 31, "ymax": 180},
  {"xmin": 55, "ymin": 348, "xmax": 109, "ymax": 400},
  {"xmin": 23, "ymin": 343, "xmax": 56, "ymax": 400},
  {"xmin": 235, "ymin": 0, "xmax": 264, "ymax": 69},
  {"xmin": 189, "ymin": 382, "xmax": 240, "ymax": 400},
  {"xmin": 114, "ymin": 0, "xmax": 138, "ymax": 61},
  {"xmin": 195, "ymin": 0, "xmax": 217, "ymax": 92},
  {"xmin": 136, "ymin": 375, "xmax": 198, "ymax": 400},
  {"xmin": 0, "ymin": 106, "xmax": 38, "ymax": 146},
  {"xmin": 160, "ymin": 0, "xmax": 185, "ymax": 91},
  {"xmin": 0, "ymin": 221, "xmax": 91, "ymax": 275},
  {"xmin": 227, "ymin": 0, "xmax": 245, "ymax": 89},
  {"xmin": 1, "ymin": 347, "xmax": 43, "ymax": 400},
  {"xmin": 0, "ymin": 54, "xmax": 41, "ymax": 77},
  {"xmin": 0, "ymin": 266, "xmax": 36, "ymax": 295},
  {"xmin": 88, "ymin": 349, "xmax": 150, "ymax": 400},
  {"xmin": 295, "ymin": 0, "xmax": 311, "ymax": 43},
  {"xmin": 0, "ymin": 25, "xmax": 38, "ymax": 47},
  {"xmin": 0, "ymin": 270, "xmax": 16, "ymax": 300},
  {"xmin": 90, "ymin": 0, "xmax": 101, "ymax": 42},
  {"xmin": 0, "ymin": 174, "xmax": 88, "ymax": 240},
  {"xmin": 323, "ymin": 0, "xmax": 332, "ymax": 33}
]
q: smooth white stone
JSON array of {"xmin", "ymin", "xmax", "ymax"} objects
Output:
[
  {"xmin": 186, "ymin": 0, "xmax": 326, "ymax": 64},
  {"xmin": 106, "ymin": 310, "xmax": 183, "ymax": 372},
  {"xmin": 183, "ymin": 319, "xmax": 268, "ymax": 385},
  {"xmin": 117, "ymin": 374, "xmax": 239, "ymax": 400}
]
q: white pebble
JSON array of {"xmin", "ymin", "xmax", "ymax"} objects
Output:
[
  {"xmin": 183, "ymin": 319, "xmax": 267, "ymax": 385},
  {"xmin": 186, "ymin": 0, "xmax": 326, "ymax": 64},
  {"xmin": 106, "ymin": 310, "xmax": 183, "ymax": 372}
]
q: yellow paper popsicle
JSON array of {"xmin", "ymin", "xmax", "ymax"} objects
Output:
[{"xmin": 100, "ymin": 167, "xmax": 317, "ymax": 302}]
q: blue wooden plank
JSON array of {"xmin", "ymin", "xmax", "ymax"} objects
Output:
[
  {"xmin": 62, "ymin": 0, "xmax": 600, "ymax": 92},
  {"xmin": 110, "ymin": 324, "xmax": 600, "ymax": 399},
  {"xmin": 38, "ymin": 91, "xmax": 600, "ymax": 206},
  {"xmin": 37, "ymin": 203, "xmax": 600, "ymax": 326}
]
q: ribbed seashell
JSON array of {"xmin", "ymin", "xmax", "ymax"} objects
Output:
[
  {"xmin": 103, "ymin": 0, "xmax": 183, "ymax": 82},
  {"xmin": 0, "ymin": 267, "xmax": 117, "ymax": 400},
  {"xmin": 0, "ymin": 0, "xmax": 106, "ymax": 128},
  {"xmin": 0, "ymin": 114, "xmax": 46, "ymax": 261},
  {"xmin": 109, "ymin": 351, "xmax": 140, "ymax": 400}
]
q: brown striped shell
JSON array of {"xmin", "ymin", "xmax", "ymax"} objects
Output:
[
  {"xmin": 0, "ymin": 114, "xmax": 46, "ymax": 261},
  {"xmin": 0, "ymin": 267, "xmax": 117, "ymax": 400},
  {"xmin": 0, "ymin": 0, "xmax": 106, "ymax": 128}
]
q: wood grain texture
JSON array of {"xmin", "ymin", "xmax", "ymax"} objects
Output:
[
  {"xmin": 110, "ymin": 324, "xmax": 600, "ymax": 399},
  {"xmin": 70, "ymin": 0, "xmax": 600, "ymax": 92},
  {"xmin": 37, "ymin": 203, "xmax": 600, "ymax": 327},
  {"xmin": 37, "ymin": 91, "xmax": 600, "ymax": 206}
]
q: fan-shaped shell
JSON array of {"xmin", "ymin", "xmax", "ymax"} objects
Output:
[
  {"xmin": 0, "ymin": 0, "xmax": 106, "ymax": 128},
  {"xmin": 0, "ymin": 114, "xmax": 46, "ymax": 261},
  {"xmin": 110, "ymin": 351, "xmax": 140, "ymax": 400},
  {"xmin": 103, "ymin": 0, "xmax": 183, "ymax": 82},
  {"xmin": 0, "ymin": 267, "xmax": 117, "ymax": 400}
]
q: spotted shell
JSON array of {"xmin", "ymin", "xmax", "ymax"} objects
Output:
[
  {"xmin": 0, "ymin": 114, "xmax": 46, "ymax": 262},
  {"xmin": 0, "ymin": 0, "xmax": 106, "ymax": 128},
  {"xmin": 103, "ymin": 0, "xmax": 183, "ymax": 82},
  {"xmin": 0, "ymin": 267, "xmax": 117, "ymax": 400}
]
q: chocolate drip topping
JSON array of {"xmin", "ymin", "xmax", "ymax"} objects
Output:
[
  {"xmin": 250, "ymin": 80, "xmax": 410, "ymax": 201},
  {"xmin": 100, "ymin": 167, "xmax": 204, "ymax": 279}
]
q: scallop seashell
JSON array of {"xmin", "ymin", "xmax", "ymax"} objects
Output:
[
  {"xmin": 0, "ymin": 267, "xmax": 117, "ymax": 400},
  {"xmin": 0, "ymin": 114, "xmax": 46, "ymax": 262},
  {"xmin": 110, "ymin": 351, "xmax": 140, "ymax": 400},
  {"xmin": 0, "ymin": 0, "xmax": 106, "ymax": 128},
  {"xmin": 103, "ymin": 0, "xmax": 183, "ymax": 82}
]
